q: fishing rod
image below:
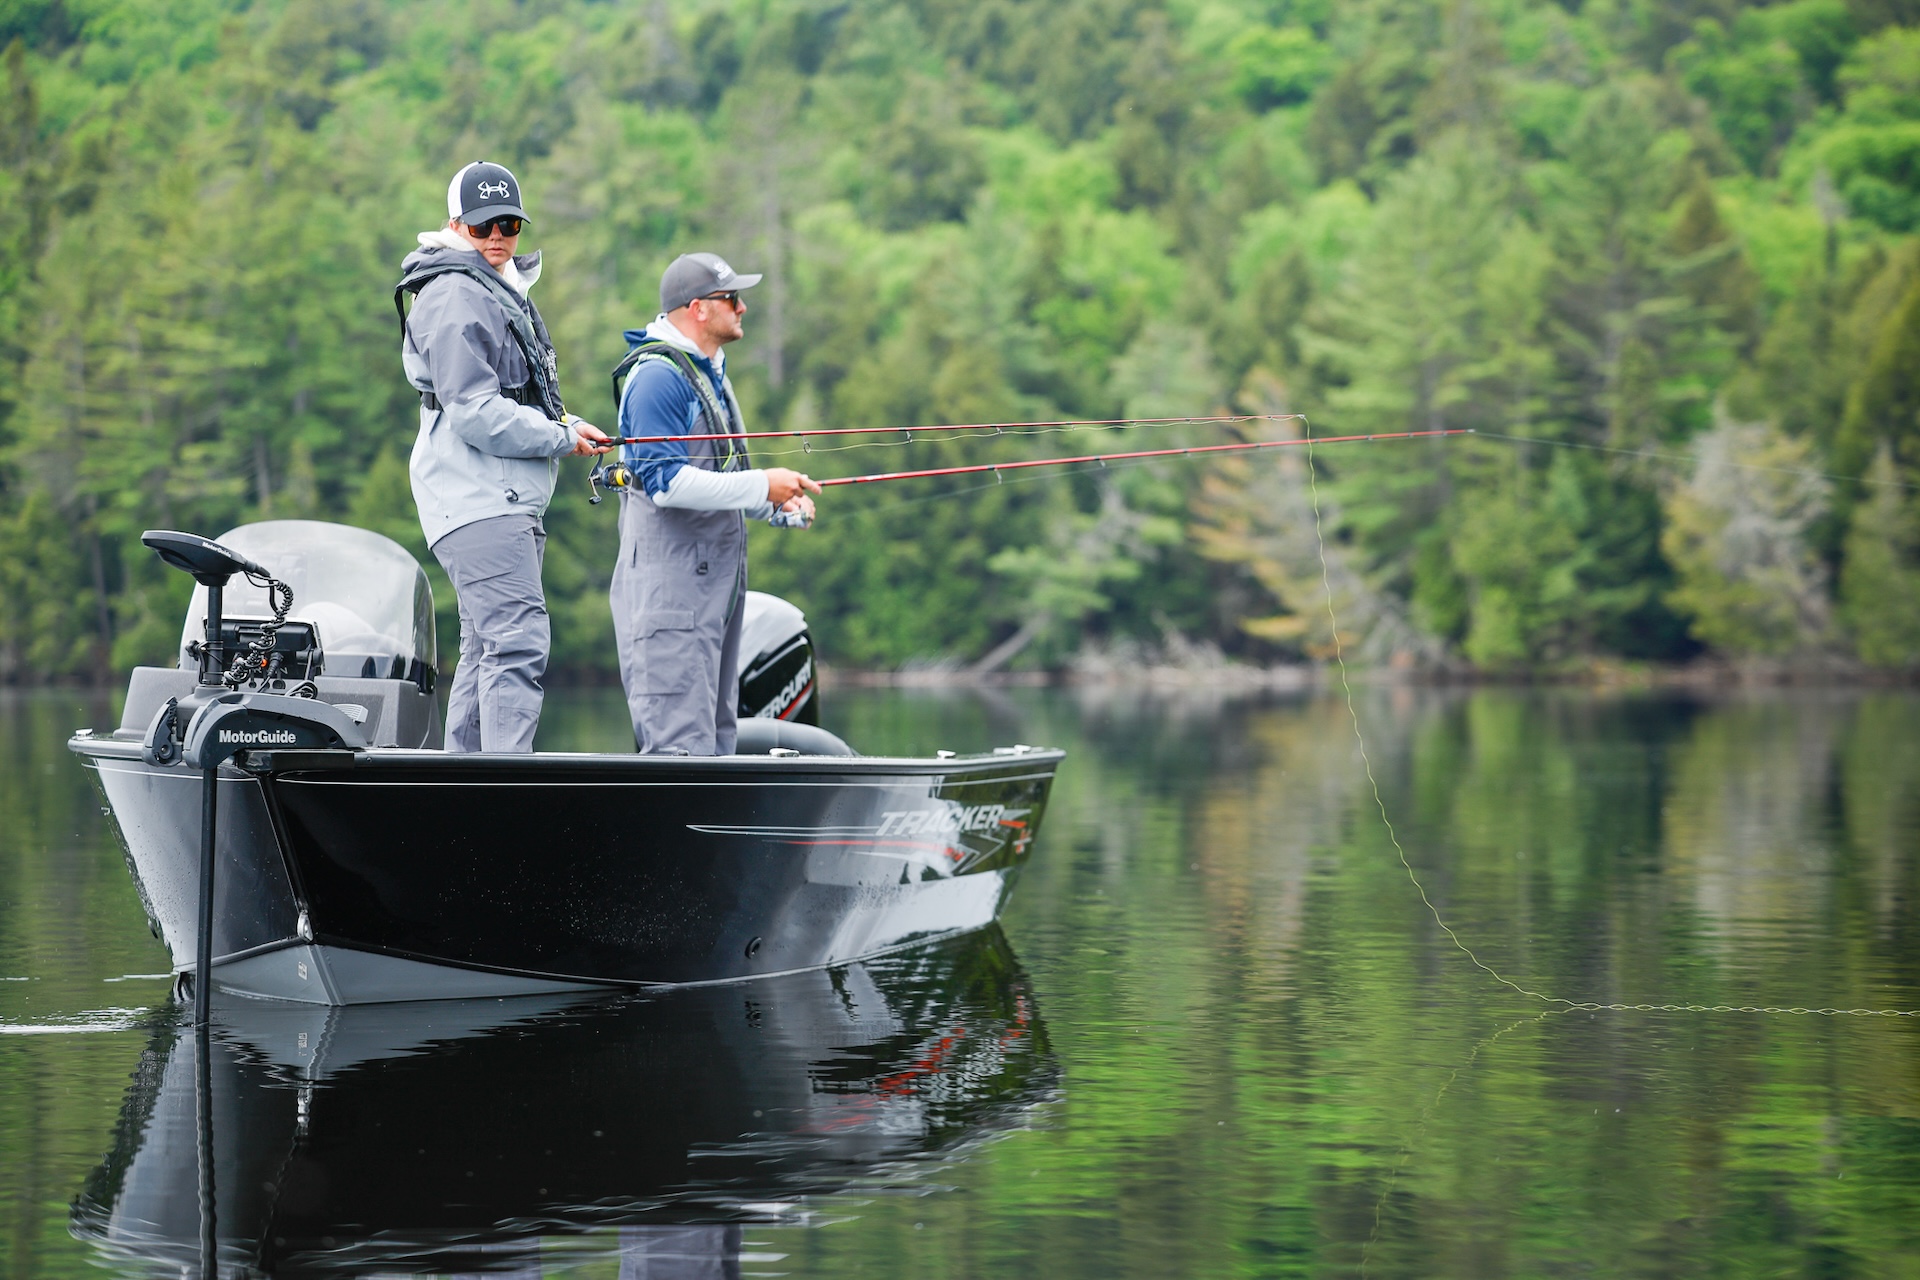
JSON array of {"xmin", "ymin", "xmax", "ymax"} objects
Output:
[
  {"xmin": 816, "ymin": 428, "xmax": 1473, "ymax": 487},
  {"xmin": 586, "ymin": 426, "xmax": 1469, "ymax": 504},
  {"xmin": 608, "ymin": 413, "xmax": 1299, "ymax": 446}
]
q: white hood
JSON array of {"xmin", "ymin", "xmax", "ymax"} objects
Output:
[{"xmin": 416, "ymin": 226, "xmax": 537, "ymax": 294}]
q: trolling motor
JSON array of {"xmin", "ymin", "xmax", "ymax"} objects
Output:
[{"xmin": 137, "ymin": 531, "xmax": 367, "ymax": 1026}]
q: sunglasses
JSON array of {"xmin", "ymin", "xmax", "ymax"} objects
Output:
[
  {"xmin": 695, "ymin": 291, "xmax": 743, "ymax": 309},
  {"xmin": 467, "ymin": 215, "xmax": 525, "ymax": 238}
]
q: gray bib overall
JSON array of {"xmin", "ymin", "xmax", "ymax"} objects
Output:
[{"xmin": 610, "ymin": 352, "xmax": 750, "ymax": 755}]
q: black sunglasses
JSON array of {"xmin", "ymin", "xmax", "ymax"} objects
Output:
[
  {"xmin": 696, "ymin": 291, "xmax": 742, "ymax": 308},
  {"xmin": 468, "ymin": 215, "xmax": 525, "ymax": 238}
]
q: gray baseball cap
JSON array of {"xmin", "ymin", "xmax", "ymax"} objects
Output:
[
  {"xmin": 448, "ymin": 161, "xmax": 528, "ymax": 226},
  {"xmin": 660, "ymin": 252, "xmax": 762, "ymax": 313}
]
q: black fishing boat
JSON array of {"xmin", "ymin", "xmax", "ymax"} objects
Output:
[
  {"xmin": 73, "ymin": 928, "xmax": 1056, "ymax": 1278},
  {"xmin": 68, "ymin": 521, "xmax": 1062, "ymax": 1004}
]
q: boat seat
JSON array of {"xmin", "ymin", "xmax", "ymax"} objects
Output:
[
  {"xmin": 116, "ymin": 667, "xmax": 438, "ymax": 749},
  {"xmin": 733, "ymin": 718, "xmax": 856, "ymax": 757}
]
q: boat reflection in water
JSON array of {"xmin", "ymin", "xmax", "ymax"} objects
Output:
[{"xmin": 72, "ymin": 928, "xmax": 1054, "ymax": 1278}]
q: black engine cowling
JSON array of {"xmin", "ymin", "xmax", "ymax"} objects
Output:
[{"xmin": 736, "ymin": 592, "xmax": 818, "ymax": 726}]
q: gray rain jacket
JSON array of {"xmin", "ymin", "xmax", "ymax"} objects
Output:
[{"xmin": 398, "ymin": 243, "xmax": 575, "ymax": 547}]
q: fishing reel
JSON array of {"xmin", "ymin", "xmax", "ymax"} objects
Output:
[
  {"xmin": 588, "ymin": 460, "xmax": 637, "ymax": 505},
  {"xmin": 769, "ymin": 503, "xmax": 813, "ymax": 529}
]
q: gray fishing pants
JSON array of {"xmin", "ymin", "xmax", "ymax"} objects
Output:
[
  {"xmin": 611, "ymin": 493, "xmax": 745, "ymax": 756},
  {"xmin": 433, "ymin": 513, "xmax": 549, "ymax": 753}
]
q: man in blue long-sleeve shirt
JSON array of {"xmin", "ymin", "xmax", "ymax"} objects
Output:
[{"xmin": 609, "ymin": 253, "xmax": 819, "ymax": 755}]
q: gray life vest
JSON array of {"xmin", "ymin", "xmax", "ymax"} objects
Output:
[
  {"xmin": 394, "ymin": 261, "xmax": 566, "ymax": 421},
  {"xmin": 611, "ymin": 341, "xmax": 748, "ymax": 473}
]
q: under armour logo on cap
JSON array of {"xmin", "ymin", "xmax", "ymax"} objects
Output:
[{"xmin": 447, "ymin": 161, "xmax": 528, "ymax": 226}]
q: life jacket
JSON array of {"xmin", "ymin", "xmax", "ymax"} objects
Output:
[
  {"xmin": 610, "ymin": 341, "xmax": 747, "ymax": 471},
  {"xmin": 394, "ymin": 260, "xmax": 566, "ymax": 422}
]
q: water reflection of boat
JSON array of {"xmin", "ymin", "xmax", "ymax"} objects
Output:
[
  {"xmin": 72, "ymin": 928, "xmax": 1055, "ymax": 1278},
  {"xmin": 68, "ymin": 521, "xmax": 1062, "ymax": 1002}
]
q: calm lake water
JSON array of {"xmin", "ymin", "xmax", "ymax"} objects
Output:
[{"xmin": 2, "ymin": 683, "xmax": 1917, "ymax": 1278}]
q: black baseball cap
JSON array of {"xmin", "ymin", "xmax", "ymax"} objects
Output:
[
  {"xmin": 660, "ymin": 252, "xmax": 762, "ymax": 313},
  {"xmin": 447, "ymin": 161, "xmax": 528, "ymax": 227}
]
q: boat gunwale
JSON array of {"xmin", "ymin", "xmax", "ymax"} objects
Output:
[{"xmin": 69, "ymin": 735, "xmax": 1065, "ymax": 780}]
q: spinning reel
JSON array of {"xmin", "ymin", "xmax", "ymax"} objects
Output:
[{"xmin": 587, "ymin": 459, "xmax": 637, "ymax": 505}]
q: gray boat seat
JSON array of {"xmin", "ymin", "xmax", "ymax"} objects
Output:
[
  {"xmin": 116, "ymin": 667, "xmax": 439, "ymax": 749},
  {"xmin": 733, "ymin": 718, "xmax": 856, "ymax": 757}
]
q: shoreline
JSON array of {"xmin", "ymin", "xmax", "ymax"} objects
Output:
[
  {"xmin": 5, "ymin": 660, "xmax": 1914, "ymax": 694},
  {"xmin": 822, "ymin": 659, "xmax": 1920, "ymax": 691}
]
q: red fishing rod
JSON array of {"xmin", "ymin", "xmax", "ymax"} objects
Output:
[
  {"xmin": 610, "ymin": 413, "xmax": 1298, "ymax": 446},
  {"xmin": 814, "ymin": 428, "xmax": 1473, "ymax": 487},
  {"xmin": 586, "ymin": 425, "xmax": 1470, "ymax": 504}
]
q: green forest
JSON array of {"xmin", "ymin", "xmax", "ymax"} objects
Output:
[{"xmin": 0, "ymin": 0, "xmax": 1917, "ymax": 681}]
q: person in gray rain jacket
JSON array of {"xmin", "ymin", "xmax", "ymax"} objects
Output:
[
  {"xmin": 611, "ymin": 252, "xmax": 820, "ymax": 755},
  {"xmin": 397, "ymin": 160, "xmax": 610, "ymax": 753}
]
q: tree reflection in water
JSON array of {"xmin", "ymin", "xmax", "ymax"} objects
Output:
[{"xmin": 9, "ymin": 687, "xmax": 1918, "ymax": 1277}]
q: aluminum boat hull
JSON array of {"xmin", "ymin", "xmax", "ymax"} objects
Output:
[{"xmin": 71, "ymin": 737, "xmax": 1060, "ymax": 1003}]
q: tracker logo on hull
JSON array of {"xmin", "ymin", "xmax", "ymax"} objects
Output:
[{"xmin": 877, "ymin": 804, "xmax": 1020, "ymax": 838}]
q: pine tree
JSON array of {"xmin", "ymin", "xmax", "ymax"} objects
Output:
[{"xmin": 1839, "ymin": 445, "xmax": 1920, "ymax": 667}]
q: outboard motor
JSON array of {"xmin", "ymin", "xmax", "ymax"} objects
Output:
[
  {"xmin": 736, "ymin": 591, "xmax": 819, "ymax": 725},
  {"xmin": 119, "ymin": 521, "xmax": 441, "ymax": 749},
  {"xmin": 733, "ymin": 592, "xmax": 853, "ymax": 755}
]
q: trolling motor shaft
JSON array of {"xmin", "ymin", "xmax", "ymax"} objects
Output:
[{"xmin": 138, "ymin": 532, "xmax": 265, "ymax": 1029}]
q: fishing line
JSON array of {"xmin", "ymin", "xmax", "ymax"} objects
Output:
[
  {"xmin": 1302, "ymin": 423, "xmax": 1920, "ymax": 1019},
  {"xmin": 818, "ymin": 429, "xmax": 1466, "ymax": 487},
  {"xmin": 747, "ymin": 426, "xmax": 1445, "ymax": 515},
  {"xmin": 850, "ymin": 451, "xmax": 1196, "ymax": 516},
  {"xmin": 613, "ymin": 412, "xmax": 1299, "ymax": 446},
  {"xmin": 744, "ymin": 418, "xmax": 1207, "ymax": 463},
  {"xmin": 1359, "ymin": 1010, "xmax": 1556, "ymax": 1279},
  {"xmin": 1473, "ymin": 430, "xmax": 1920, "ymax": 492},
  {"xmin": 780, "ymin": 427, "xmax": 1459, "ymax": 514},
  {"xmin": 745, "ymin": 413, "xmax": 1909, "ymax": 1017}
]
